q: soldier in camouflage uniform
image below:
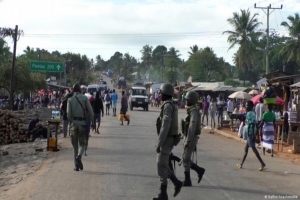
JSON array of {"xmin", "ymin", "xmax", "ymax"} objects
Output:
[
  {"xmin": 67, "ymin": 84, "xmax": 95, "ymax": 171},
  {"xmin": 181, "ymin": 91, "xmax": 206, "ymax": 186},
  {"xmin": 153, "ymin": 83, "xmax": 183, "ymax": 200}
]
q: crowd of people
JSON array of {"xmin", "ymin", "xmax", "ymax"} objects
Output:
[{"xmin": 58, "ymin": 83, "xmax": 130, "ymax": 171}]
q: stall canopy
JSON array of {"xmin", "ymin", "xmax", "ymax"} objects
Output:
[
  {"xmin": 228, "ymin": 91, "xmax": 252, "ymax": 100},
  {"xmin": 251, "ymin": 93, "xmax": 284, "ymax": 105},
  {"xmin": 248, "ymin": 90, "xmax": 259, "ymax": 95},
  {"xmin": 290, "ymin": 82, "xmax": 300, "ymax": 88}
]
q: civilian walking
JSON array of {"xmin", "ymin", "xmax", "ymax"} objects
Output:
[
  {"xmin": 60, "ymin": 93, "xmax": 73, "ymax": 137},
  {"xmin": 111, "ymin": 89, "xmax": 118, "ymax": 116},
  {"xmin": 93, "ymin": 91, "xmax": 104, "ymax": 134},
  {"xmin": 209, "ymin": 98, "xmax": 217, "ymax": 128},
  {"xmin": 227, "ymin": 99, "xmax": 234, "ymax": 116},
  {"xmin": 236, "ymin": 101, "xmax": 266, "ymax": 171},
  {"xmin": 217, "ymin": 96, "xmax": 225, "ymax": 126},
  {"xmin": 202, "ymin": 98, "xmax": 209, "ymax": 125},
  {"xmin": 259, "ymin": 104, "xmax": 276, "ymax": 157},
  {"xmin": 255, "ymin": 97, "xmax": 266, "ymax": 143},
  {"xmin": 104, "ymin": 91, "xmax": 111, "ymax": 115},
  {"xmin": 120, "ymin": 90, "xmax": 130, "ymax": 125}
]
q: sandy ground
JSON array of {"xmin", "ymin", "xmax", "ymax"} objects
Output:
[{"xmin": 0, "ymin": 134, "xmax": 68, "ymax": 199}]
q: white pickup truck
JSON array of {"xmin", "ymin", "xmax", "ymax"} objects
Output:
[{"xmin": 129, "ymin": 86, "xmax": 149, "ymax": 111}]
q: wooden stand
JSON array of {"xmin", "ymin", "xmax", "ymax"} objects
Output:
[{"xmin": 47, "ymin": 120, "xmax": 60, "ymax": 152}]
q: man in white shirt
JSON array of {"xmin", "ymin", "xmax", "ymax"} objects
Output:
[
  {"xmin": 155, "ymin": 91, "xmax": 159, "ymax": 107},
  {"xmin": 255, "ymin": 97, "xmax": 266, "ymax": 147},
  {"xmin": 227, "ymin": 99, "xmax": 234, "ymax": 115},
  {"xmin": 255, "ymin": 97, "xmax": 265, "ymax": 122},
  {"xmin": 206, "ymin": 94, "xmax": 211, "ymax": 103}
]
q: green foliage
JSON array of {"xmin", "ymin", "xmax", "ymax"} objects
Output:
[{"xmin": 186, "ymin": 47, "xmax": 224, "ymax": 82}]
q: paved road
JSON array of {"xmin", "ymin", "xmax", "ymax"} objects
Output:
[{"xmin": 5, "ymin": 77, "xmax": 300, "ymax": 200}]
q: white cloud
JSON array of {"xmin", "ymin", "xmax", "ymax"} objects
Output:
[{"xmin": 0, "ymin": 0, "xmax": 298, "ymax": 65}]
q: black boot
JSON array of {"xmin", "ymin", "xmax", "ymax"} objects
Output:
[
  {"xmin": 190, "ymin": 163, "xmax": 205, "ymax": 183},
  {"xmin": 183, "ymin": 171, "xmax": 192, "ymax": 187},
  {"xmin": 169, "ymin": 174, "xmax": 183, "ymax": 198},
  {"xmin": 76, "ymin": 155, "xmax": 83, "ymax": 170},
  {"xmin": 74, "ymin": 165, "xmax": 79, "ymax": 171},
  {"xmin": 152, "ymin": 184, "xmax": 168, "ymax": 200}
]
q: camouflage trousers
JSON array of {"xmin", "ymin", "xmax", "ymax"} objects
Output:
[
  {"xmin": 157, "ymin": 137, "xmax": 174, "ymax": 185},
  {"xmin": 182, "ymin": 134, "xmax": 198, "ymax": 171},
  {"xmin": 70, "ymin": 124, "xmax": 87, "ymax": 165}
]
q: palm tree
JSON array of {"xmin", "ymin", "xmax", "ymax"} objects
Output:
[
  {"xmin": 23, "ymin": 46, "xmax": 36, "ymax": 59},
  {"xmin": 188, "ymin": 45, "xmax": 199, "ymax": 56},
  {"xmin": 0, "ymin": 38, "xmax": 11, "ymax": 62},
  {"xmin": 223, "ymin": 9, "xmax": 261, "ymax": 85},
  {"xmin": 280, "ymin": 13, "xmax": 300, "ymax": 64},
  {"xmin": 123, "ymin": 53, "xmax": 133, "ymax": 79},
  {"xmin": 166, "ymin": 47, "xmax": 181, "ymax": 70},
  {"xmin": 140, "ymin": 44, "xmax": 153, "ymax": 69}
]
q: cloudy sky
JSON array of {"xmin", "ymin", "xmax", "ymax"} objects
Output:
[{"xmin": 0, "ymin": 0, "xmax": 298, "ymax": 64}]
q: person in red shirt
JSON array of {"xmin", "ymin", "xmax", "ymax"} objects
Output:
[
  {"xmin": 120, "ymin": 91, "xmax": 130, "ymax": 125},
  {"xmin": 202, "ymin": 98, "xmax": 209, "ymax": 125}
]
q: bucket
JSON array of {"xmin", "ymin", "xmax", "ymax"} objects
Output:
[{"xmin": 263, "ymin": 98, "xmax": 276, "ymax": 104}]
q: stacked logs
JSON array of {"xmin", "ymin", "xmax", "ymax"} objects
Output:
[{"xmin": 0, "ymin": 110, "xmax": 31, "ymax": 144}]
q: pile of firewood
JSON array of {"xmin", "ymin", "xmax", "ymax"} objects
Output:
[
  {"xmin": 0, "ymin": 110, "xmax": 31, "ymax": 144},
  {"xmin": 0, "ymin": 108, "xmax": 54, "ymax": 145}
]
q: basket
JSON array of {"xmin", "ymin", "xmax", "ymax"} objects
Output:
[{"xmin": 263, "ymin": 98, "xmax": 276, "ymax": 104}]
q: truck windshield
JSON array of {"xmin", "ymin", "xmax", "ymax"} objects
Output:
[
  {"xmin": 132, "ymin": 89, "xmax": 147, "ymax": 96},
  {"xmin": 87, "ymin": 88, "xmax": 97, "ymax": 94}
]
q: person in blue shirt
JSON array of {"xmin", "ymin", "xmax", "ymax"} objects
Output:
[
  {"xmin": 111, "ymin": 89, "xmax": 118, "ymax": 116},
  {"xmin": 237, "ymin": 101, "xmax": 266, "ymax": 171}
]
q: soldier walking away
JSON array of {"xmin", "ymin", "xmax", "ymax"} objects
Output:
[
  {"xmin": 153, "ymin": 83, "xmax": 183, "ymax": 200},
  {"xmin": 67, "ymin": 84, "xmax": 95, "ymax": 171},
  {"xmin": 120, "ymin": 90, "xmax": 130, "ymax": 125},
  {"xmin": 181, "ymin": 91, "xmax": 205, "ymax": 187}
]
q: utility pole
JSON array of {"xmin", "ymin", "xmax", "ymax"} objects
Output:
[
  {"xmin": 254, "ymin": 3, "xmax": 283, "ymax": 75},
  {"xmin": 9, "ymin": 25, "xmax": 18, "ymax": 109}
]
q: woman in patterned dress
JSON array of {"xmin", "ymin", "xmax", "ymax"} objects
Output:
[{"xmin": 259, "ymin": 104, "xmax": 276, "ymax": 157}]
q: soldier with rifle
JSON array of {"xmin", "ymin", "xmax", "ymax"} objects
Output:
[
  {"xmin": 181, "ymin": 90, "xmax": 206, "ymax": 186},
  {"xmin": 153, "ymin": 83, "xmax": 183, "ymax": 200}
]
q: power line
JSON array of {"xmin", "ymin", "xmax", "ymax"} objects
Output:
[{"xmin": 23, "ymin": 32, "xmax": 225, "ymax": 38}]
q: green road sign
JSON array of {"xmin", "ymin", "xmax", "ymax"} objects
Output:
[{"xmin": 30, "ymin": 61, "xmax": 64, "ymax": 72}]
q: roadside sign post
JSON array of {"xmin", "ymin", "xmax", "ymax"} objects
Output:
[
  {"xmin": 30, "ymin": 61, "xmax": 65, "ymax": 106},
  {"xmin": 30, "ymin": 61, "xmax": 64, "ymax": 73}
]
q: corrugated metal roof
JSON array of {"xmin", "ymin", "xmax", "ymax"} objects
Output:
[
  {"xmin": 290, "ymin": 82, "xmax": 300, "ymax": 87},
  {"xmin": 213, "ymin": 86, "xmax": 234, "ymax": 92}
]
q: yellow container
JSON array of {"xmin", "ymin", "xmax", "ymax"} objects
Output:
[
  {"xmin": 49, "ymin": 138, "xmax": 56, "ymax": 148},
  {"xmin": 118, "ymin": 114, "xmax": 130, "ymax": 121}
]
